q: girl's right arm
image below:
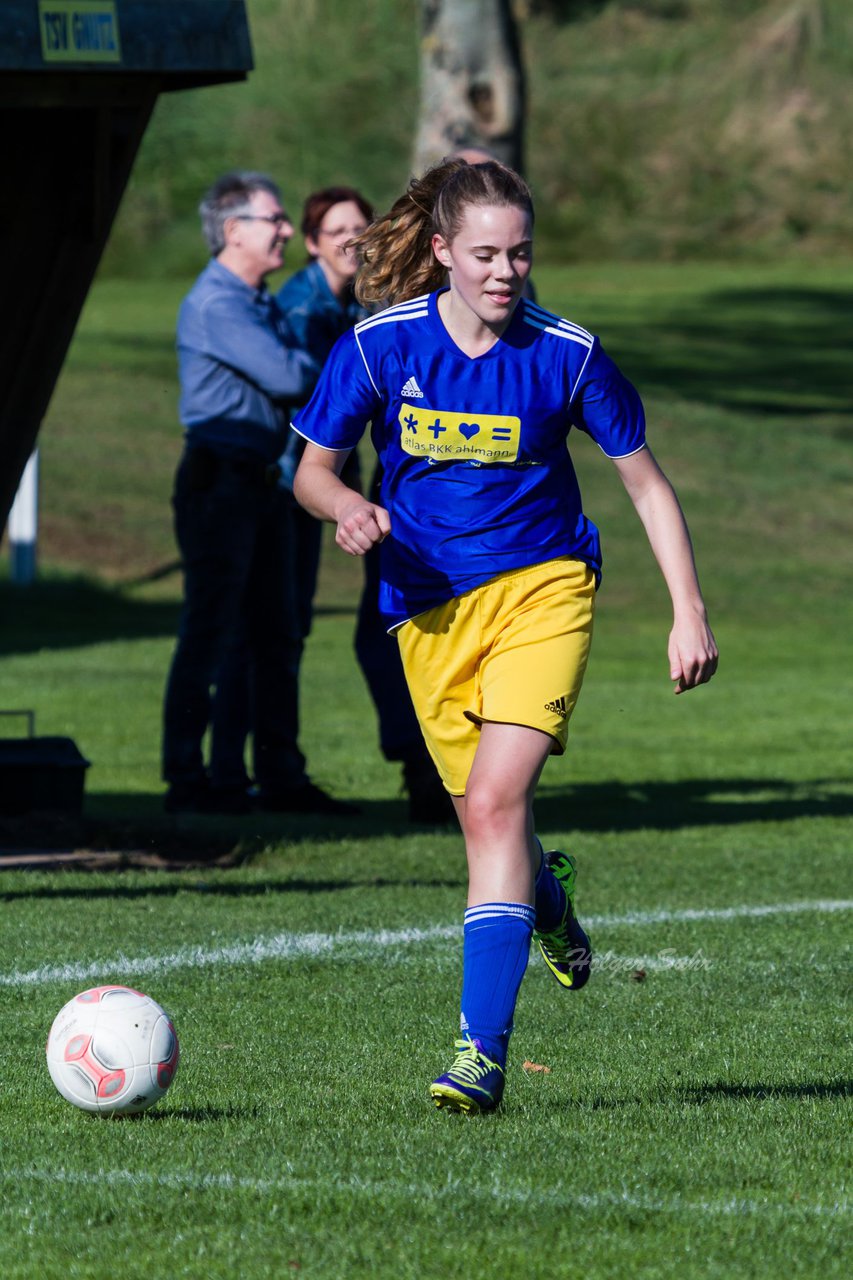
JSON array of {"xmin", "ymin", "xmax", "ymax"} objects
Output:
[{"xmin": 294, "ymin": 442, "xmax": 391, "ymax": 556}]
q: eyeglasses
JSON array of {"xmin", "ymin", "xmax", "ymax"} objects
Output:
[{"xmin": 235, "ymin": 213, "xmax": 291, "ymax": 227}]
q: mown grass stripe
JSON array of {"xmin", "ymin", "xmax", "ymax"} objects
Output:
[
  {"xmin": 589, "ymin": 899, "xmax": 853, "ymax": 927},
  {"xmin": 3, "ymin": 1167, "xmax": 848, "ymax": 1220},
  {"xmin": 0, "ymin": 900, "xmax": 848, "ymax": 990}
]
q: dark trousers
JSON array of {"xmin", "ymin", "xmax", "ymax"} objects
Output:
[
  {"xmin": 162, "ymin": 447, "xmax": 319, "ymax": 793},
  {"xmin": 354, "ymin": 465, "xmax": 426, "ymax": 764},
  {"xmin": 212, "ymin": 501, "xmax": 322, "ymax": 789}
]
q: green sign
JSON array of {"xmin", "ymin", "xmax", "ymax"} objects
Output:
[{"xmin": 38, "ymin": 1, "xmax": 122, "ymax": 63}]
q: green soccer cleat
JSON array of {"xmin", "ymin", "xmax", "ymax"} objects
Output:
[
  {"xmin": 430, "ymin": 1037, "xmax": 505, "ymax": 1114},
  {"xmin": 533, "ymin": 850, "xmax": 592, "ymax": 990}
]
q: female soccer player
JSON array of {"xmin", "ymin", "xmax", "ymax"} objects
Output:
[{"xmin": 292, "ymin": 158, "xmax": 718, "ymax": 1113}]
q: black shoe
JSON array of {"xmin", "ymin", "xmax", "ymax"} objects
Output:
[
  {"xmin": 205, "ymin": 786, "xmax": 253, "ymax": 816},
  {"xmin": 164, "ymin": 781, "xmax": 209, "ymax": 814},
  {"xmin": 403, "ymin": 758, "xmax": 456, "ymax": 825},
  {"xmin": 256, "ymin": 781, "xmax": 360, "ymax": 816},
  {"xmin": 164, "ymin": 781, "xmax": 251, "ymax": 816}
]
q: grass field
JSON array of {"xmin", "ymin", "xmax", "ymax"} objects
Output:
[{"xmin": 0, "ymin": 262, "xmax": 851, "ymax": 1277}]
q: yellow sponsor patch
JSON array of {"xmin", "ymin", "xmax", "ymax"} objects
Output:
[
  {"xmin": 398, "ymin": 403, "xmax": 520, "ymax": 464},
  {"xmin": 39, "ymin": 1, "xmax": 121, "ymax": 63}
]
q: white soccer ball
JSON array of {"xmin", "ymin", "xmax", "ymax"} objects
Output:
[{"xmin": 46, "ymin": 985, "xmax": 179, "ymax": 1115}]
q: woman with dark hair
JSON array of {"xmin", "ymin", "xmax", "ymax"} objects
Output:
[
  {"xmin": 292, "ymin": 158, "xmax": 718, "ymax": 1112},
  {"xmin": 276, "ymin": 187, "xmax": 374, "ymax": 564},
  {"xmin": 276, "ymin": 186, "xmax": 373, "ymax": 384},
  {"xmin": 278, "ymin": 186, "xmax": 451, "ymax": 823}
]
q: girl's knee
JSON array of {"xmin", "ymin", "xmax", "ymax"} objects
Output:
[{"xmin": 462, "ymin": 779, "xmax": 526, "ymax": 842}]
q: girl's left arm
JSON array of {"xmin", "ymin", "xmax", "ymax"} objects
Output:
[{"xmin": 611, "ymin": 445, "xmax": 719, "ymax": 694}]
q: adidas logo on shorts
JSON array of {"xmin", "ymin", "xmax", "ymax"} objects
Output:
[
  {"xmin": 400, "ymin": 376, "xmax": 424, "ymax": 398},
  {"xmin": 544, "ymin": 695, "xmax": 568, "ymax": 718}
]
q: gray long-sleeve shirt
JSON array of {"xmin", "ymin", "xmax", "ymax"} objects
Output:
[{"xmin": 177, "ymin": 258, "xmax": 319, "ymax": 462}]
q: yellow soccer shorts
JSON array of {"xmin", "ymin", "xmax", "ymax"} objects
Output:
[{"xmin": 396, "ymin": 557, "xmax": 595, "ymax": 795}]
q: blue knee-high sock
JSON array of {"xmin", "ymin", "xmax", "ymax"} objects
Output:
[
  {"xmin": 460, "ymin": 902, "xmax": 536, "ymax": 1066},
  {"xmin": 534, "ymin": 840, "xmax": 567, "ymax": 932}
]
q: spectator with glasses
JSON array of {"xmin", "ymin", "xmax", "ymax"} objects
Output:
[
  {"xmin": 275, "ymin": 187, "xmax": 374, "ymax": 490},
  {"xmin": 162, "ymin": 171, "xmax": 354, "ymax": 818}
]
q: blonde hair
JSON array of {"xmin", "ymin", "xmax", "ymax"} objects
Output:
[{"xmin": 354, "ymin": 158, "xmax": 533, "ymax": 306}]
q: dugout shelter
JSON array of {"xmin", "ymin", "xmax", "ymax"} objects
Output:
[{"xmin": 0, "ymin": 0, "xmax": 253, "ymax": 535}]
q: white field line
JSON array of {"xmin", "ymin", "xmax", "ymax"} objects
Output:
[
  {"xmin": 590, "ymin": 899, "xmax": 853, "ymax": 927},
  {"xmin": 2, "ymin": 1166, "xmax": 848, "ymax": 1220},
  {"xmin": 1, "ymin": 899, "xmax": 850, "ymax": 991}
]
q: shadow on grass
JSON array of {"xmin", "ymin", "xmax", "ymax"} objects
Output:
[
  {"xmin": 599, "ymin": 286, "xmax": 853, "ymax": 419},
  {"xmin": 1, "ymin": 775, "xmax": 850, "ymax": 885},
  {"xmin": 0, "ymin": 576, "xmax": 355, "ymax": 657},
  {"xmin": 582, "ymin": 1079, "xmax": 851, "ymax": 1111},
  {"xmin": 0, "ymin": 792, "xmax": 465, "ymax": 886},
  {"xmin": 141, "ymin": 1104, "xmax": 264, "ymax": 1123},
  {"xmin": 1, "ymin": 874, "xmax": 466, "ymax": 902},
  {"xmin": 0, "ymin": 577, "xmax": 180, "ymax": 655},
  {"xmin": 677, "ymin": 1080, "xmax": 852, "ymax": 1104},
  {"xmin": 534, "ymin": 776, "xmax": 853, "ymax": 832}
]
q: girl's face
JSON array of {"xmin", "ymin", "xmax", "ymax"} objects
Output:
[
  {"xmin": 432, "ymin": 202, "xmax": 533, "ymax": 331},
  {"xmin": 307, "ymin": 199, "xmax": 369, "ymax": 286}
]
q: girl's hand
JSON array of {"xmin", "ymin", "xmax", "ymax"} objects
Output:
[
  {"xmin": 293, "ymin": 443, "xmax": 389, "ymax": 555},
  {"xmin": 668, "ymin": 611, "xmax": 718, "ymax": 693},
  {"xmin": 335, "ymin": 497, "xmax": 391, "ymax": 556}
]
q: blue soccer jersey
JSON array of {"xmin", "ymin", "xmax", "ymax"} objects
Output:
[{"xmin": 292, "ymin": 289, "xmax": 646, "ymax": 628}]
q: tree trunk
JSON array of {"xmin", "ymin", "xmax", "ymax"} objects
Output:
[{"xmin": 414, "ymin": 0, "xmax": 526, "ymax": 174}]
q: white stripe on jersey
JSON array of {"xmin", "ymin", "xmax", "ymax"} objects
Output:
[
  {"xmin": 354, "ymin": 296, "xmax": 431, "ymax": 394},
  {"xmin": 524, "ymin": 298, "xmax": 594, "ymax": 341},
  {"xmin": 520, "ymin": 300, "xmax": 596, "ymax": 406},
  {"xmin": 355, "ymin": 294, "xmax": 431, "ymax": 335},
  {"xmin": 353, "ymin": 330, "xmax": 380, "ymax": 396},
  {"xmin": 522, "ymin": 302, "xmax": 594, "ymax": 349}
]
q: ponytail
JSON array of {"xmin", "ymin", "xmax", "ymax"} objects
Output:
[
  {"xmin": 354, "ymin": 159, "xmax": 466, "ymax": 306},
  {"xmin": 355, "ymin": 157, "xmax": 533, "ymax": 307}
]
